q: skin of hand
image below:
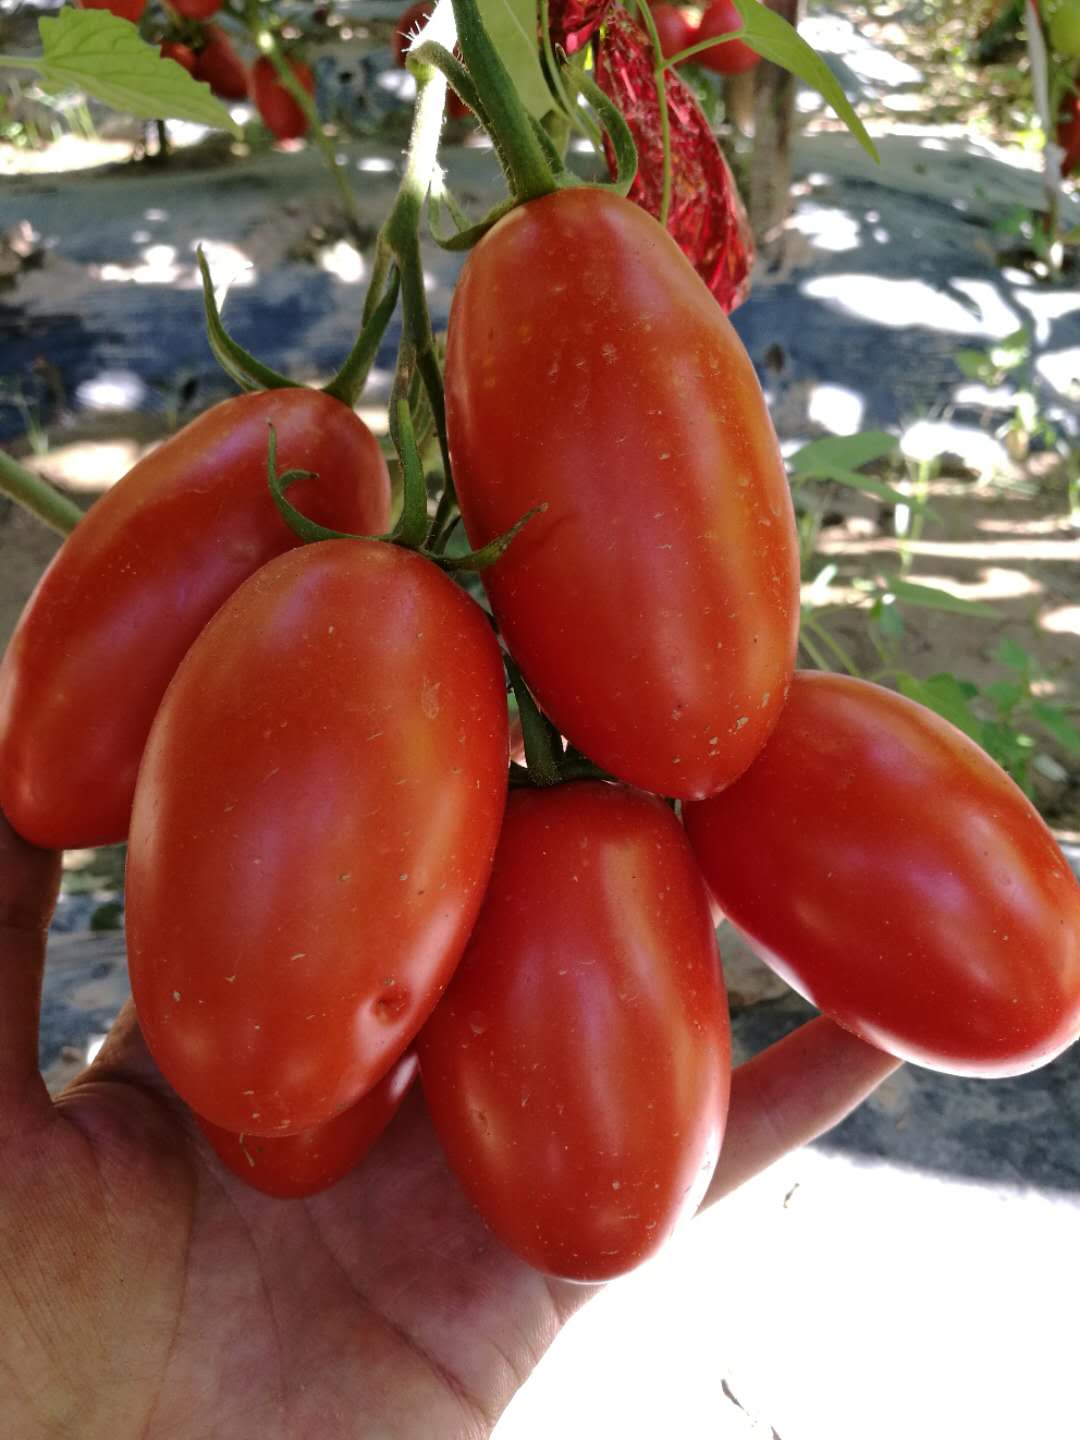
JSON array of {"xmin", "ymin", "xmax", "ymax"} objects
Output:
[{"xmin": 0, "ymin": 812, "xmax": 899, "ymax": 1439}]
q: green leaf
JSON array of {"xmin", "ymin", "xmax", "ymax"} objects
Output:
[
  {"xmin": 476, "ymin": 0, "xmax": 552, "ymax": 120},
  {"xmin": 789, "ymin": 431, "xmax": 897, "ymax": 476},
  {"xmin": 796, "ymin": 466, "xmax": 915, "ymax": 508},
  {"xmin": 985, "ymin": 679, "xmax": 1026, "ymax": 714},
  {"xmin": 953, "ymin": 349, "xmax": 995, "ymax": 381},
  {"xmin": 897, "ymin": 672, "xmax": 984, "ymax": 742},
  {"xmin": 989, "ymin": 328, "xmax": 1030, "ymax": 370},
  {"xmin": 732, "ymin": 0, "xmax": 878, "ymax": 161},
  {"xmin": 886, "ymin": 578, "xmax": 997, "ymax": 619},
  {"xmin": 27, "ymin": 8, "xmax": 239, "ymax": 133},
  {"xmin": 1031, "ymin": 702, "xmax": 1080, "ymax": 756},
  {"xmin": 996, "ymin": 635, "xmax": 1031, "ymax": 672}
]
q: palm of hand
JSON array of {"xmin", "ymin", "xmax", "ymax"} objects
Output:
[
  {"xmin": 4, "ymin": 1031, "xmax": 566, "ymax": 1440},
  {"xmin": 0, "ymin": 816, "xmax": 897, "ymax": 1440}
]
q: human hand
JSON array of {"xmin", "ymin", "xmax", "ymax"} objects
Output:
[{"xmin": 0, "ymin": 812, "xmax": 899, "ymax": 1439}]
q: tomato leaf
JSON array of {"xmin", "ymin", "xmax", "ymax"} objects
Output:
[
  {"xmin": 1031, "ymin": 702, "xmax": 1080, "ymax": 756},
  {"xmin": 996, "ymin": 635, "xmax": 1031, "ymax": 673},
  {"xmin": 477, "ymin": 0, "xmax": 553, "ymax": 119},
  {"xmin": 731, "ymin": 0, "xmax": 878, "ymax": 161},
  {"xmin": 887, "ymin": 578, "xmax": 997, "ymax": 619},
  {"xmin": 788, "ymin": 432, "xmax": 897, "ymax": 475},
  {"xmin": 896, "ymin": 672, "xmax": 984, "ymax": 742},
  {"xmin": 16, "ymin": 8, "xmax": 240, "ymax": 134}
]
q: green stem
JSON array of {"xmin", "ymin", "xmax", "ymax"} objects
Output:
[
  {"xmin": 448, "ymin": 0, "xmax": 558, "ymax": 201},
  {"xmin": 324, "ymin": 267, "xmax": 400, "ymax": 408},
  {"xmin": 389, "ymin": 396, "xmax": 431, "ymax": 549},
  {"xmin": 505, "ymin": 655, "xmax": 561, "ymax": 785},
  {"xmin": 801, "ymin": 611, "xmax": 862, "ymax": 679},
  {"xmin": 0, "ymin": 449, "xmax": 82, "ymax": 535},
  {"xmin": 636, "ymin": 2, "xmax": 673, "ymax": 227},
  {"xmin": 665, "ymin": 30, "xmax": 745, "ymax": 69}
]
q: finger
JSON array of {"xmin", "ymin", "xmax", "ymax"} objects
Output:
[
  {"xmin": 67, "ymin": 999, "xmax": 174, "ymax": 1099},
  {"xmin": 703, "ymin": 1016, "xmax": 901, "ymax": 1208},
  {"xmin": 0, "ymin": 809, "xmax": 62, "ymax": 1124}
]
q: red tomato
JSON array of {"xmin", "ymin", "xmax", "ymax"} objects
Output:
[
  {"xmin": 160, "ymin": 40, "xmax": 198, "ymax": 75},
  {"xmin": 445, "ymin": 188, "xmax": 799, "ymax": 800},
  {"xmin": 393, "ymin": 0, "xmax": 433, "ymax": 67},
  {"xmin": 683, "ymin": 672, "xmax": 1080, "ymax": 1078},
  {"xmin": 694, "ymin": 0, "xmax": 761, "ymax": 73},
  {"xmin": 1058, "ymin": 76, "xmax": 1080, "ymax": 175},
  {"xmin": 126, "ymin": 539, "xmax": 509, "ymax": 1137},
  {"xmin": 251, "ymin": 56, "xmax": 316, "ymax": 142},
  {"xmin": 196, "ymin": 1052, "xmax": 418, "ymax": 1198},
  {"xmin": 171, "ymin": 0, "xmax": 222, "ymax": 18},
  {"xmin": 194, "ymin": 26, "xmax": 249, "ymax": 101},
  {"xmin": 78, "ymin": 0, "xmax": 146, "ymax": 21},
  {"xmin": 418, "ymin": 782, "xmax": 731, "ymax": 1282},
  {"xmin": 650, "ymin": 3, "xmax": 695, "ymax": 60},
  {"xmin": 0, "ymin": 390, "xmax": 389, "ymax": 850}
]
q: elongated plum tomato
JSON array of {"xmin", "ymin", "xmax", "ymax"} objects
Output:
[
  {"xmin": 78, "ymin": 0, "xmax": 146, "ymax": 21},
  {"xmin": 694, "ymin": 0, "xmax": 762, "ymax": 74},
  {"xmin": 196, "ymin": 1052, "xmax": 418, "ymax": 1199},
  {"xmin": 683, "ymin": 672, "xmax": 1080, "ymax": 1078},
  {"xmin": 127, "ymin": 540, "xmax": 508, "ymax": 1137},
  {"xmin": 251, "ymin": 56, "xmax": 316, "ymax": 142},
  {"xmin": 445, "ymin": 189, "xmax": 798, "ymax": 800},
  {"xmin": 0, "ymin": 389, "xmax": 389, "ymax": 850},
  {"xmin": 418, "ymin": 782, "xmax": 731, "ymax": 1282}
]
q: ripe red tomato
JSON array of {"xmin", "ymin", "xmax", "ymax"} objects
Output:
[
  {"xmin": 650, "ymin": 3, "xmax": 695, "ymax": 60},
  {"xmin": 171, "ymin": 0, "xmax": 222, "ymax": 18},
  {"xmin": 194, "ymin": 26, "xmax": 249, "ymax": 101},
  {"xmin": 1058, "ymin": 76, "xmax": 1080, "ymax": 175},
  {"xmin": 0, "ymin": 389, "xmax": 389, "ymax": 850},
  {"xmin": 251, "ymin": 56, "xmax": 316, "ymax": 142},
  {"xmin": 126, "ymin": 539, "xmax": 509, "ymax": 1138},
  {"xmin": 445, "ymin": 187, "xmax": 799, "ymax": 801},
  {"xmin": 393, "ymin": 0, "xmax": 433, "ymax": 67},
  {"xmin": 418, "ymin": 782, "xmax": 731, "ymax": 1282},
  {"xmin": 694, "ymin": 0, "xmax": 761, "ymax": 74},
  {"xmin": 160, "ymin": 40, "xmax": 198, "ymax": 75},
  {"xmin": 683, "ymin": 672, "xmax": 1080, "ymax": 1078},
  {"xmin": 196, "ymin": 1052, "xmax": 418, "ymax": 1198},
  {"xmin": 77, "ymin": 0, "xmax": 146, "ymax": 21}
]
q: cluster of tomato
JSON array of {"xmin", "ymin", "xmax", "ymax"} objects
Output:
[
  {"xmin": 648, "ymin": 0, "xmax": 761, "ymax": 72},
  {"xmin": 78, "ymin": 0, "xmax": 315, "ymax": 140},
  {"xmin": 4, "ymin": 125, "xmax": 1080, "ymax": 1283}
]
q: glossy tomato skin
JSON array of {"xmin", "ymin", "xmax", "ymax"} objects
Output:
[
  {"xmin": 0, "ymin": 389, "xmax": 389, "ymax": 850},
  {"xmin": 418, "ymin": 782, "xmax": 731, "ymax": 1282},
  {"xmin": 683, "ymin": 672, "xmax": 1080, "ymax": 1078},
  {"xmin": 78, "ymin": 0, "xmax": 146, "ymax": 21},
  {"xmin": 195, "ymin": 27, "xmax": 248, "ymax": 100},
  {"xmin": 694, "ymin": 0, "xmax": 762, "ymax": 74},
  {"xmin": 445, "ymin": 188, "xmax": 798, "ymax": 800},
  {"xmin": 252, "ymin": 56, "xmax": 315, "ymax": 142},
  {"xmin": 650, "ymin": 3, "xmax": 695, "ymax": 60},
  {"xmin": 196, "ymin": 1052, "xmax": 418, "ymax": 1198},
  {"xmin": 160, "ymin": 40, "xmax": 198, "ymax": 74},
  {"xmin": 127, "ymin": 539, "xmax": 509, "ymax": 1138}
]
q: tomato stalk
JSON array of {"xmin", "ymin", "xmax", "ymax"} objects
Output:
[
  {"xmin": 635, "ymin": 1, "xmax": 674, "ymax": 228},
  {"xmin": 0, "ymin": 449, "xmax": 83, "ymax": 536},
  {"xmin": 664, "ymin": 27, "xmax": 746, "ymax": 68},
  {"xmin": 196, "ymin": 248, "xmax": 294, "ymax": 393},
  {"xmin": 504, "ymin": 655, "xmax": 562, "ymax": 786},
  {"xmin": 446, "ymin": 0, "xmax": 559, "ymax": 201}
]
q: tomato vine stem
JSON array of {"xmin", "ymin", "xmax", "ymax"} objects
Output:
[{"xmin": 0, "ymin": 449, "xmax": 83, "ymax": 536}]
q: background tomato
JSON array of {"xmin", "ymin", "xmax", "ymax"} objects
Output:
[
  {"xmin": 159, "ymin": 40, "xmax": 198, "ymax": 75},
  {"xmin": 0, "ymin": 388, "xmax": 389, "ymax": 850},
  {"xmin": 1058, "ymin": 75, "xmax": 1080, "ymax": 174},
  {"xmin": 127, "ymin": 539, "xmax": 509, "ymax": 1138},
  {"xmin": 649, "ymin": 3, "xmax": 695, "ymax": 60},
  {"xmin": 252, "ymin": 56, "xmax": 316, "ymax": 142},
  {"xmin": 77, "ymin": 0, "xmax": 146, "ymax": 21},
  {"xmin": 194, "ymin": 26, "xmax": 249, "ymax": 101},
  {"xmin": 418, "ymin": 782, "xmax": 731, "ymax": 1282},
  {"xmin": 393, "ymin": 0, "xmax": 433, "ymax": 67},
  {"xmin": 197, "ymin": 1052, "xmax": 418, "ymax": 1198},
  {"xmin": 171, "ymin": 0, "xmax": 223, "ymax": 18},
  {"xmin": 446, "ymin": 187, "xmax": 799, "ymax": 801},
  {"xmin": 683, "ymin": 671, "xmax": 1080, "ymax": 1077},
  {"xmin": 694, "ymin": 0, "xmax": 762, "ymax": 73}
]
